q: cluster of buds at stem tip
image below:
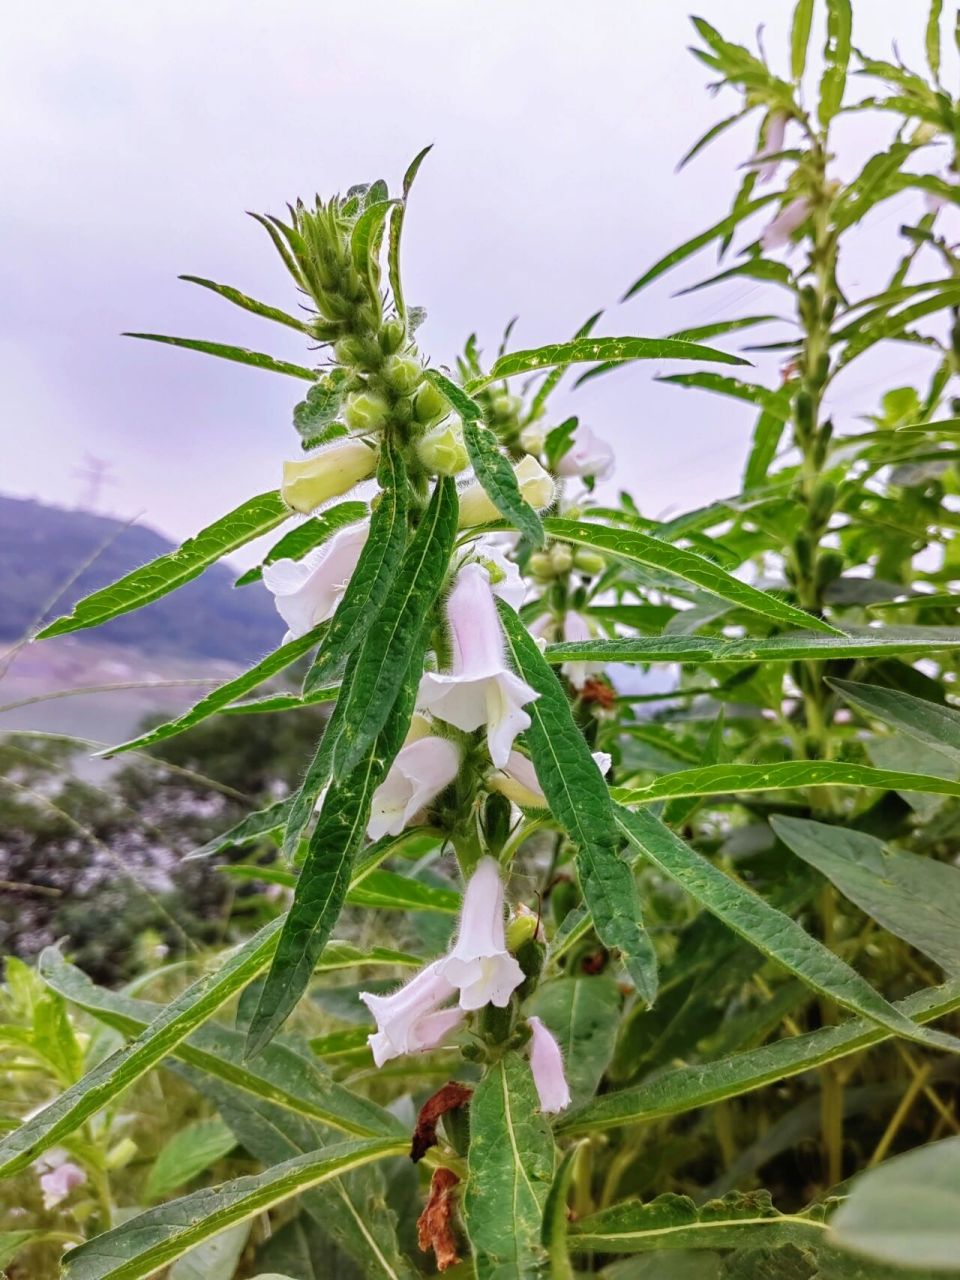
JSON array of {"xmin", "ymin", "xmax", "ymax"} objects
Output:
[{"xmin": 359, "ymin": 858, "xmax": 571, "ymax": 1111}]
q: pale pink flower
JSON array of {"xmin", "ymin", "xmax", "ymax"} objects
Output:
[
  {"xmin": 360, "ymin": 961, "xmax": 464, "ymax": 1068},
  {"xmin": 263, "ymin": 522, "xmax": 367, "ymax": 641},
  {"xmin": 528, "ymin": 1015, "xmax": 572, "ymax": 1113},
  {"xmin": 39, "ymin": 1160, "xmax": 86, "ymax": 1210},
  {"xmin": 489, "ymin": 749, "xmax": 612, "ymax": 809},
  {"xmin": 472, "ymin": 540, "xmax": 526, "ymax": 610},
  {"xmin": 751, "ymin": 111, "xmax": 787, "ymax": 183},
  {"xmin": 556, "ymin": 425, "xmax": 615, "ymax": 480},
  {"xmin": 761, "ymin": 196, "xmax": 811, "ymax": 251},
  {"xmin": 561, "ymin": 611, "xmax": 605, "ymax": 690},
  {"xmin": 418, "ymin": 563, "xmax": 539, "ymax": 768},
  {"xmin": 367, "ymin": 736, "xmax": 460, "ymax": 841},
  {"xmin": 439, "ymin": 857, "xmax": 525, "ymax": 1010}
]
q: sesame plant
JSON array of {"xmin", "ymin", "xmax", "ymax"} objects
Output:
[{"xmin": 6, "ymin": 1, "xmax": 960, "ymax": 1276}]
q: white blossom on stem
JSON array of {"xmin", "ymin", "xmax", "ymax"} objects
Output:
[
  {"xmin": 439, "ymin": 856, "xmax": 524, "ymax": 1010},
  {"xmin": 458, "ymin": 455, "xmax": 555, "ymax": 527},
  {"xmin": 528, "ymin": 1015, "xmax": 572, "ymax": 1113},
  {"xmin": 418, "ymin": 562, "xmax": 539, "ymax": 768},
  {"xmin": 281, "ymin": 438, "xmax": 378, "ymax": 514},
  {"xmin": 488, "ymin": 749, "xmax": 612, "ymax": 809},
  {"xmin": 560, "ymin": 611, "xmax": 605, "ymax": 690},
  {"xmin": 360, "ymin": 961, "xmax": 464, "ymax": 1068},
  {"xmin": 556, "ymin": 425, "xmax": 615, "ymax": 480},
  {"xmin": 751, "ymin": 111, "xmax": 787, "ymax": 183},
  {"xmin": 263, "ymin": 522, "xmax": 367, "ymax": 641},
  {"xmin": 367, "ymin": 736, "xmax": 460, "ymax": 840},
  {"xmin": 761, "ymin": 196, "xmax": 811, "ymax": 251}
]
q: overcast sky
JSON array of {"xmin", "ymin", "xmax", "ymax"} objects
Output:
[{"xmin": 0, "ymin": 1, "xmax": 948, "ymax": 562}]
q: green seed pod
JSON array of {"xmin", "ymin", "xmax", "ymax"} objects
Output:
[
  {"xmin": 822, "ymin": 294, "xmax": 838, "ymax": 324},
  {"xmin": 383, "ymin": 352, "xmax": 422, "ymax": 395},
  {"xmin": 515, "ymin": 937, "xmax": 546, "ymax": 999},
  {"xmin": 811, "ymin": 352, "xmax": 831, "ymax": 389},
  {"xmin": 343, "ymin": 389, "xmax": 390, "ymax": 433},
  {"xmin": 378, "ymin": 317, "xmax": 406, "ymax": 355},
  {"xmin": 795, "ymin": 389, "xmax": 814, "ymax": 442},
  {"xmin": 815, "ymin": 549, "xmax": 844, "ymax": 591},
  {"xmin": 798, "ymin": 284, "xmax": 819, "ymax": 326},
  {"xmin": 506, "ymin": 908, "xmax": 539, "ymax": 954},
  {"xmin": 550, "ymin": 876, "xmax": 578, "ymax": 928},
  {"xmin": 792, "ymin": 529, "xmax": 813, "ymax": 576},
  {"xmin": 813, "ymin": 420, "xmax": 834, "ymax": 468},
  {"xmin": 483, "ymin": 792, "xmax": 512, "ymax": 854},
  {"xmin": 811, "ymin": 479, "xmax": 837, "ymax": 526},
  {"xmin": 478, "ymin": 1001, "xmax": 514, "ymax": 1045}
]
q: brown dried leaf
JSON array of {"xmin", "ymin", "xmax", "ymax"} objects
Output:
[
  {"xmin": 417, "ymin": 1166, "xmax": 461, "ymax": 1272},
  {"xmin": 411, "ymin": 1080, "xmax": 473, "ymax": 1162}
]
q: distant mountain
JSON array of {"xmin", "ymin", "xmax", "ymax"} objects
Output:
[{"xmin": 0, "ymin": 495, "xmax": 284, "ymax": 664}]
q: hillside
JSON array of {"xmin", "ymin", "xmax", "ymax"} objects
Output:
[{"xmin": 0, "ymin": 494, "xmax": 283, "ymax": 664}]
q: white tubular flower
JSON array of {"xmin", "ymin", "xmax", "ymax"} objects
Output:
[
  {"xmin": 556, "ymin": 425, "xmax": 615, "ymax": 480},
  {"xmin": 263, "ymin": 522, "xmax": 367, "ymax": 641},
  {"xmin": 561, "ymin": 611, "xmax": 605, "ymax": 690},
  {"xmin": 458, "ymin": 454, "xmax": 555, "ymax": 527},
  {"xmin": 751, "ymin": 111, "xmax": 787, "ymax": 183},
  {"xmin": 366, "ymin": 736, "xmax": 461, "ymax": 841},
  {"xmin": 528, "ymin": 1016, "xmax": 572, "ymax": 1113},
  {"xmin": 418, "ymin": 563, "xmax": 539, "ymax": 768},
  {"xmin": 519, "ymin": 422, "xmax": 546, "ymax": 454},
  {"xmin": 39, "ymin": 1160, "xmax": 86, "ymax": 1210},
  {"xmin": 473, "ymin": 540, "xmax": 526, "ymax": 609},
  {"xmin": 281, "ymin": 438, "xmax": 378, "ymax": 514},
  {"xmin": 760, "ymin": 196, "xmax": 811, "ymax": 252},
  {"xmin": 439, "ymin": 856, "xmax": 524, "ymax": 1010},
  {"xmin": 360, "ymin": 961, "xmax": 463, "ymax": 1068},
  {"xmin": 489, "ymin": 748, "xmax": 612, "ymax": 809}
]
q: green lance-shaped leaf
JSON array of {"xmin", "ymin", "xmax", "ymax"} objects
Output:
[
  {"xmin": 772, "ymin": 816, "xmax": 960, "ymax": 976},
  {"xmin": 829, "ymin": 1136, "xmax": 960, "ymax": 1272},
  {"xmin": 101, "ymin": 623, "xmax": 328, "ymax": 757},
  {"xmin": 246, "ymin": 660, "xmax": 420, "ymax": 1057},
  {"xmin": 526, "ymin": 309, "xmax": 604, "ymax": 420},
  {"xmin": 236, "ymin": 500, "xmax": 367, "ymax": 586},
  {"xmin": 222, "ymin": 686, "xmax": 337, "ymax": 716},
  {"xmin": 927, "ymin": 0, "xmax": 944, "ymax": 79},
  {"xmin": 569, "ymin": 1192, "xmax": 827, "ymax": 1255},
  {"xmin": 351, "ymin": 198, "xmax": 399, "ymax": 305},
  {"xmin": 388, "ymin": 144, "xmax": 432, "ymax": 327},
  {"xmin": 614, "ymin": 760, "xmax": 960, "ymax": 807},
  {"xmin": 143, "ymin": 1118, "xmax": 237, "ymax": 1202},
  {"xmin": 303, "ymin": 440, "xmax": 410, "ymax": 692},
  {"xmin": 743, "ymin": 404, "xmax": 790, "ymax": 489},
  {"xmin": 36, "ymin": 491, "xmax": 290, "ymax": 640},
  {"xmin": 327, "ymin": 474, "xmax": 458, "ymax": 777},
  {"xmin": 467, "ymin": 335, "xmax": 749, "ymax": 389},
  {"xmin": 545, "ymin": 626, "xmax": 960, "ymax": 666},
  {"xmin": 0, "ymin": 917, "xmax": 283, "ymax": 1178},
  {"xmin": 178, "ymin": 275, "xmax": 312, "ymax": 334},
  {"xmin": 61, "ymin": 1139, "xmax": 407, "ymax": 1280},
  {"xmin": 463, "ymin": 1053, "xmax": 556, "ymax": 1280},
  {"xmin": 188, "ymin": 797, "xmax": 292, "ymax": 860},
  {"xmin": 818, "ymin": 0, "xmax": 852, "ymax": 126},
  {"xmin": 424, "ymin": 369, "xmax": 544, "ymax": 544},
  {"xmin": 541, "ymin": 1141, "xmax": 586, "ymax": 1280},
  {"xmin": 346, "ymin": 867, "xmax": 460, "ymax": 914},
  {"xmin": 39, "ymin": 945, "xmax": 403, "ymax": 1142},
  {"xmin": 185, "ymin": 1066, "xmax": 413, "ymax": 1280},
  {"xmin": 614, "ymin": 806, "xmax": 960, "ymax": 1055},
  {"xmin": 828, "ymin": 677, "xmax": 960, "ymax": 765},
  {"xmin": 659, "ymin": 372, "xmax": 795, "ymax": 420},
  {"xmin": 791, "ymin": 0, "xmax": 815, "ymax": 80},
  {"xmin": 559, "ymin": 977, "xmax": 960, "ymax": 1135},
  {"xmin": 542, "ymin": 517, "xmax": 837, "ymax": 636},
  {"xmin": 123, "ymin": 332, "xmax": 318, "ymax": 381},
  {"xmin": 498, "ymin": 599, "xmax": 658, "ymax": 1004},
  {"xmin": 621, "ymin": 194, "xmax": 777, "ymax": 299}
]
